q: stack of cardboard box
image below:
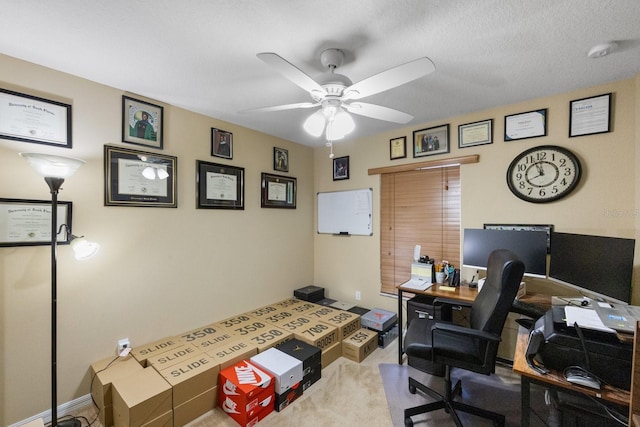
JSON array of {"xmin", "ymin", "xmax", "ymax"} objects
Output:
[
  {"xmin": 250, "ymin": 348, "xmax": 304, "ymax": 412},
  {"xmin": 218, "ymin": 360, "xmax": 275, "ymax": 426}
]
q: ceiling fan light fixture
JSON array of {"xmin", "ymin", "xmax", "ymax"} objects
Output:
[
  {"xmin": 332, "ymin": 109, "xmax": 355, "ymax": 136},
  {"xmin": 303, "ymin": 109, "xmax": 326, "ymax": 137}
]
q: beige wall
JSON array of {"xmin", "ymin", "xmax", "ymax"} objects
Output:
[
  {"xmin": 313, "ymin": 76, "xmax": 638, "ymax": 311},
  {"xmin": 0, "ymin": 54, "xmax": 314, "ymax": 425}
]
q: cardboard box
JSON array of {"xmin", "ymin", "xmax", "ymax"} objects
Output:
[
  {"xmin": 90, "ymin": 355, "xmax": 144, "ymax": 426},
  {"xmin": 187, "ymin": 328, "xmax": 237, "ymax": 350},
  {"xmin": 321, "ymin": 342, "xmax": 342, "ymax": 369},
  {"xmin": 173, "ymin": 386, "xmax": 217, "ymax": 426},
  {"xmin": 140, "ymin": 410, "xmax": 172, "ymax": 427},
  {"xmin": 178, "ymin": 323, "xmax": 225, "ymax": 344},
  {"xmin": 289, "ymin": 301, "xmax": 321, "ymax": 315},
  {"xmin": 276, "ymin": 338, "xmax": 321, "ymax": 390},
  {"xmin": 259, "ymin": 309, "xmax": 296, "ymax": 327},
  {"xmin": 146, "ymin": 343, "xmax": 201, "ymax": 370},
  {"xmin": 130, "ymin": 336, "xmax": 182, "ymax": 366},
  {"xmin": 158, "ymin": 353, "xmax": 219, "ymax": 407},
  {"xmin": 289, "ymin": 319, "xmax": 338, "ymax": 353},
  {"xmin": 213, "ymin": 313, "xmax": 259, "ymax": 333},
  {"xmin": 250, "ymin": 348, "xmax": 303, "ymax": 394},
  {"xmin": 112, "ymin": 367, "xmax": 172, "ymax": 427},
  {"xmin": 361, "ymin": 308, "xmax": 397, "ymax": 331},
  {"xmin": 317, "ymin": 310, "xmax": 361, "ymax": 341},
  {"xmin": 329, "ymin": 300, "xmax": 356, "ymax": 311},
  {"xmin": 218, "ymin": 360, "xmax": 275, "ymax": 426},
  {"xmin": 246, "ymin": 303, "xmax": 282, "ymax": 319},
  {"xmin": 205, "ymin": 337, "xmax": 258, "ymax": 370},
  {"xmin": 342, "ymin": 328, "xmax": 378, "ymax": 363},
  {"xmin": 293, "ymin": 285, "xmax": 325, "ymax": 302},
  {"xmin": 301, "ymin": 305, "xmax": 341, "ymax": 321},
  {"xmin": 302, "ymin": 369, "xmax": 322, "ymax": 391},
  {"xmin": 272, "ymin": 297, "xmax": 305, "ymax": 310},
  {"xmin": 317, "ymin": 298, "xmax": 337, "ymax": 306},
  {"xmin": 347, "ymin": 306, "xmax": 371, "ymax": 316},
  {"xmin": 376, "ymin": 323, "xmax": 399, "ymax": 348},
  {"xmin": 234, "ymin": 325, "xmax": 293, "ymax": 353},
  {"xmin": 274, "ymin": 381, "xmax": 303, "ymax": 412}
]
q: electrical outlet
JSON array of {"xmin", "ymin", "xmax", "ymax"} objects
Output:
[
  {"xmin": 117, "ymin": 338, "xmax": 131, "ymax": 355},
  {"xmin": 355, "ymin": 291, "xmax": 361, "ymax": 301}
]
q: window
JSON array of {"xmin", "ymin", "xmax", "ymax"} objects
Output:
[{"xmin": 379, "ymin": 166, "xmax": 461, "ymax": 295}]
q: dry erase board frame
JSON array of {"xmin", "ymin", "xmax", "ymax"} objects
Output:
[{"xmin": 317, "ymin": 188, "xmax": 373, "ymax": 236}]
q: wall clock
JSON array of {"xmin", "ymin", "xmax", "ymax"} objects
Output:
[{"xmin": 506, "ymin": 145, "xmax": 581, "ymax": 203}]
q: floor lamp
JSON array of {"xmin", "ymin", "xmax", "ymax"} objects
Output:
[{"xmin": 20, "ymin": 153, "xmax": 99, "ymax": 427}]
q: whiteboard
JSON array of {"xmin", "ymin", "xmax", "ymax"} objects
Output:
[{"xmin": 317, "ymin": 188, "xmax": 373, "ymax": 236}]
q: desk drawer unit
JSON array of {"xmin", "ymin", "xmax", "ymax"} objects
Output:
[{"xmin": 407, "ymin": 295, "xmax": 453, "ymax": 325}]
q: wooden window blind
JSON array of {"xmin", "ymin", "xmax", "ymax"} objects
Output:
[{"xmin": 380, "ymin": 166, "xmax": 461, "ymax": 295}]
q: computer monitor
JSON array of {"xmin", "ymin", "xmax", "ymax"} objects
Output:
[
  {"xmin": 462, "ymin": 228, "xmax": 548, "ymax": 278},
  {"xmin": 548, "ymin": 232, "xmax": 635, "ymax": 304}
]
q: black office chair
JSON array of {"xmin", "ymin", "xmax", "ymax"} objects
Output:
[{"xmin": 403, "ymin": 249, "xmax": 525, "ymax": 427}]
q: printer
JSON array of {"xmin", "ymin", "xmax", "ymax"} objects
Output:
[{"xmin": 526, "ymin": 307, "xmax": 633, "ymax": 390}]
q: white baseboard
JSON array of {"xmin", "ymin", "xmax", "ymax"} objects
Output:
[{"xmin": 9, "ymin": 394, "xmax": 93, "ymax": 427}]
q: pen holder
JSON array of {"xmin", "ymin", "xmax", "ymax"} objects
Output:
[{"xmin": 435, "ymin": 272, "xmax": 446, "ymax": 284}]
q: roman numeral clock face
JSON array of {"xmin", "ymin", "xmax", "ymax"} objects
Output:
[{"xmin": 507, "ymin": 145, "xmax": 582, "ymax": 203}]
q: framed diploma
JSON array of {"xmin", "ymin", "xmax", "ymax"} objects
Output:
[
  {"xmin": 196, "ymin": 160, "xmax": 244, "ymax": 209},
  {"xmin": 569, "ymin": 93, "xmax": 612, "ymax": 137},
  {"xmin": 104, "ymin": 145, "xmax": 177, "ymax": 208},
  {"xmin": 504, "ymin": 109, "xmax": 547, "ymax": 141},
  {"xmin": 389, "ymin": 136, "xmax": 406, "ymax": 160},
  {"xmin": 261, "ymin": 173, "xmax": 296, "ymax": 209},
  {"xmin": 122, "ymin": 95, "xmax": 164, "ymax": 149},
  {"xmin": 458, "ymin": 119, "xmax": 493, "ymax": 148},
  {"xmin": 0, "ymin": 198, "xmax": 72, "ymax": 247},
  {"xmin": 0, "ymin": 88, "xmax": 72, "ymax": 148}
]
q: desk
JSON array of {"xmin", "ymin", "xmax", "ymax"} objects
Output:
[
  {"xmin": 396, "ymin": 283, "xmax": 477, "ymax": 364},
  {"xmin": 512, "ymin": 326, "xmax": 629, "ymax": 427}
]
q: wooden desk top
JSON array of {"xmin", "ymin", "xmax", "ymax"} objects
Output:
[
  {"xmin": 512, "ymin": 326, "xmax": 630, "ymax": 407},
  {"xmin": 397, "ymin": 283, "xmax": 477, "ymax": 303}
]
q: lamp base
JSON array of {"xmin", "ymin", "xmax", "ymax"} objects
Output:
[{"xmin": 55, "ymin": 418, "xmax": 81, "ymax": 427}]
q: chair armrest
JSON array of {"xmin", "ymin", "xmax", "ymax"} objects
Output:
[{"xmin": 432, "ymin": 322, "xmax": 502, "ymax": 343}]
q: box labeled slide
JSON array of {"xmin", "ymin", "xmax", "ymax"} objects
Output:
[
  {"xmin": 130, "ymin": 336, "xmax": 182, "ymax": 366},
  {"xmin": 158, "ymin": 353, "xmax": 219, "ymax": 407}
]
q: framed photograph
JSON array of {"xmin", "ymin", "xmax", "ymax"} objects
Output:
[
  {"xmin": 484, "ymin": 223, "xmax": 553, "ymax": 253},
  {"xmin": 458, "ymin": 119, "xmax": 493, "ymax": 148},
  {"xmin": 273, "ymin": 147, "xmax": 289, "ymax": 172},
  {"xmin": 413, "ymin": 124, "xmax": 450, "ymax": 158},
  {"xmin": 261, "ymin": 173, "xmax": 296, "ymax": 209},
  {"xmin": 122, "ymin": 96, "xmax": 164, "ymax": 149},
  {"xmin": 569, "ymin": 93, "xmax": 612, "ymax": 137},
  {"xmin": 104, "ymin": 145, "xmax": 177, "ymax": 208},
  {"xmin": 0, "ymin": 198, "xmax": 72, "ymax": 246},
  {"xmin": 389, "ymin": 136, "xmax": 407, "ymax": 160},
  {"xmin": 0, "ymin": 88, "xmax": 72, "ymax": 148},
  {"xmin": 211, "ymin": 128, "xmax": 233, "ymax": 159},
  {"xmin": 196, "ymin": 160, "xmax": 244, "ymax": 209},
  {"xmin": 333, "ymin": 156, "xmax": 350, "ymax": 181},
  {"xmin": 504, "ymin": 109, "xmax": 547, "ymax": 141}
]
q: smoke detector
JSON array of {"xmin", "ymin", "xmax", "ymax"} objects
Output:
[{"xmin": 587, "ymin": 42, "xmax": 617, "ymax": 59}]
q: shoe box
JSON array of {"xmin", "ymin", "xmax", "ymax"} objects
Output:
[{"xmin": 218, "ymin": 360, "xmax": 275, "ymax": 426}]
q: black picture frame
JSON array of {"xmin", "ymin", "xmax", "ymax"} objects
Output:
[
  {"xmin": 569, "ymin": 93, "xmax": 612, "ymax": 137},
  {"xmin": 0, "ymin": 198, "xmax": 72, "ymax": 246},
  {"xmin": 333, "ymin": 156, "xmax": 350, "ymax": 181},
  {"xmin": 261, "ymin": 172, "xmax": 296, "ymax": 209},
  {"xmin": 273, "ymin": 147, "xmax": 289, "ymax": 172},
  {"xmin": 196, "ymin": 160, "xmax": 244, "ymax": 209},
  {"xmin": 104, "ymin": 145, "xmax": 177, "ymax": 208},
  {"xmin": 504, "ymin": 109, "xmax": 547, "ymax": 141},
  {"xmin": 122, "ymin": 95, "xmax": 164, "ymax": 149},
  {"xmin": 0, "ymin": 88, "xmax": 72, "ymax": 148},
  {"xmin": 413, "ymin": 124, "xmax": 450, "ymax": 158},
  {"xmin": 389, "ymin": 136, "xmax": 407, "ymax": 160},
  {"xmin": 458, "ymin": 119, "xmax": 493, "ymax": 148},
  {"xmin": 211, "ymin": 128, "xmax": 233, "ymax": 159},
  {"xmin": 484, "ymin": 223, "xmax": 553, "ymax": 253}
]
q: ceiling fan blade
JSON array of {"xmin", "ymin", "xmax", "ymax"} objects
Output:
[
  {"xmin": 257, "ymin": 52, "xmax": 325, "ymax": 95},
  {"xmin": 344, "ymin": 102, "xmax": 414, "ymax": 124},
  {"xmin": 343, "ymin": 57, "xmax": 435, "ymax": 100},
  {"xmin": 241, "ymin": 102, "xmax": 318, "ymax": 113}
]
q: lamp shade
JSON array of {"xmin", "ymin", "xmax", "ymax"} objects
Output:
[
  {"xmin": 20, "ymin": 153, "xmax": 85, "ymax": 179},
  {"xmin": 326, "ymin": 109, "xmax": 355, "ymax": 141},
  {"xmin": 303, "ymin": 109, "xmax": 326, "ymax": 137},
  {"xmin": 70, "ymin": 236, "xmax": 100, "ymax": 260}
]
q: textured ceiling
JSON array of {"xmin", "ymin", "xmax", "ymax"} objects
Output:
[{"xmin": 1, "ymin": 0, "xmax": 639, "ymax": 147}]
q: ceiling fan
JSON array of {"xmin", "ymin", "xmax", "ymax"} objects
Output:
[{"xmin": 245, "ymin": 48, "xmax": 435, "ymax": 143}]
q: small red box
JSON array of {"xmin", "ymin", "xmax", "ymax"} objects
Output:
[{"xmin": 218, "ymin": 360, "xmax": 275, "ymax": 426}]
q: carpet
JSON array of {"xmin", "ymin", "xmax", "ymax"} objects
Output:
[{"xmin": 379, "ymin": 363, "xmax": 549, "ymax": 426}]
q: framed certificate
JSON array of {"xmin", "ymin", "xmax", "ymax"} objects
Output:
[
  {"xmin": 569, "ymin": 93, "xmax": 612, "ymax": 137},
  {"xmin": 104, "ymin": 145, "xmax": 177, "ymax": 208},
  {"xmin": 196, "ymin": 160, "xmax": 244, "ymax": 209},
  {"xmin": 261, "ymin": 173, "xmax": 296, "ymax": 209},
  {"xmin": 0, "ymin": 88, "xmax": 72, "ymax": 148},
  {"xmin": 389, "ymin": 136, "xmax": 407, "ymax": 160},
  {"xmin": 458, "ymin": 119, "xmax": 493, "ymax": 148},
  {"xmin": 0, "ymin": 198, "xmax": 72, "ymax": 246},
  {"xmin": 504, "ymin": 109, "xmax": 547, "ymax": 141}
]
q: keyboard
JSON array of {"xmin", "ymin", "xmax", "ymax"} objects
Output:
[{"xmin": 400, "ymin": 279, "xmax": 432, "ymax": 291}]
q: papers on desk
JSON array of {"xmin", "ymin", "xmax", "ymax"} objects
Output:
[
  {"xmin": 400, "ymin": 278, "xmax": 432, "ymax": 291},
  {"xmin": 563, "ymin": 306, "xmax": 615, "ymax": 333}
]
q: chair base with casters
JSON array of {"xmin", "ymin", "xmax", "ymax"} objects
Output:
[{"xmin": 403, "ymin": 365, "xmax": 505, "ymax": 427}]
